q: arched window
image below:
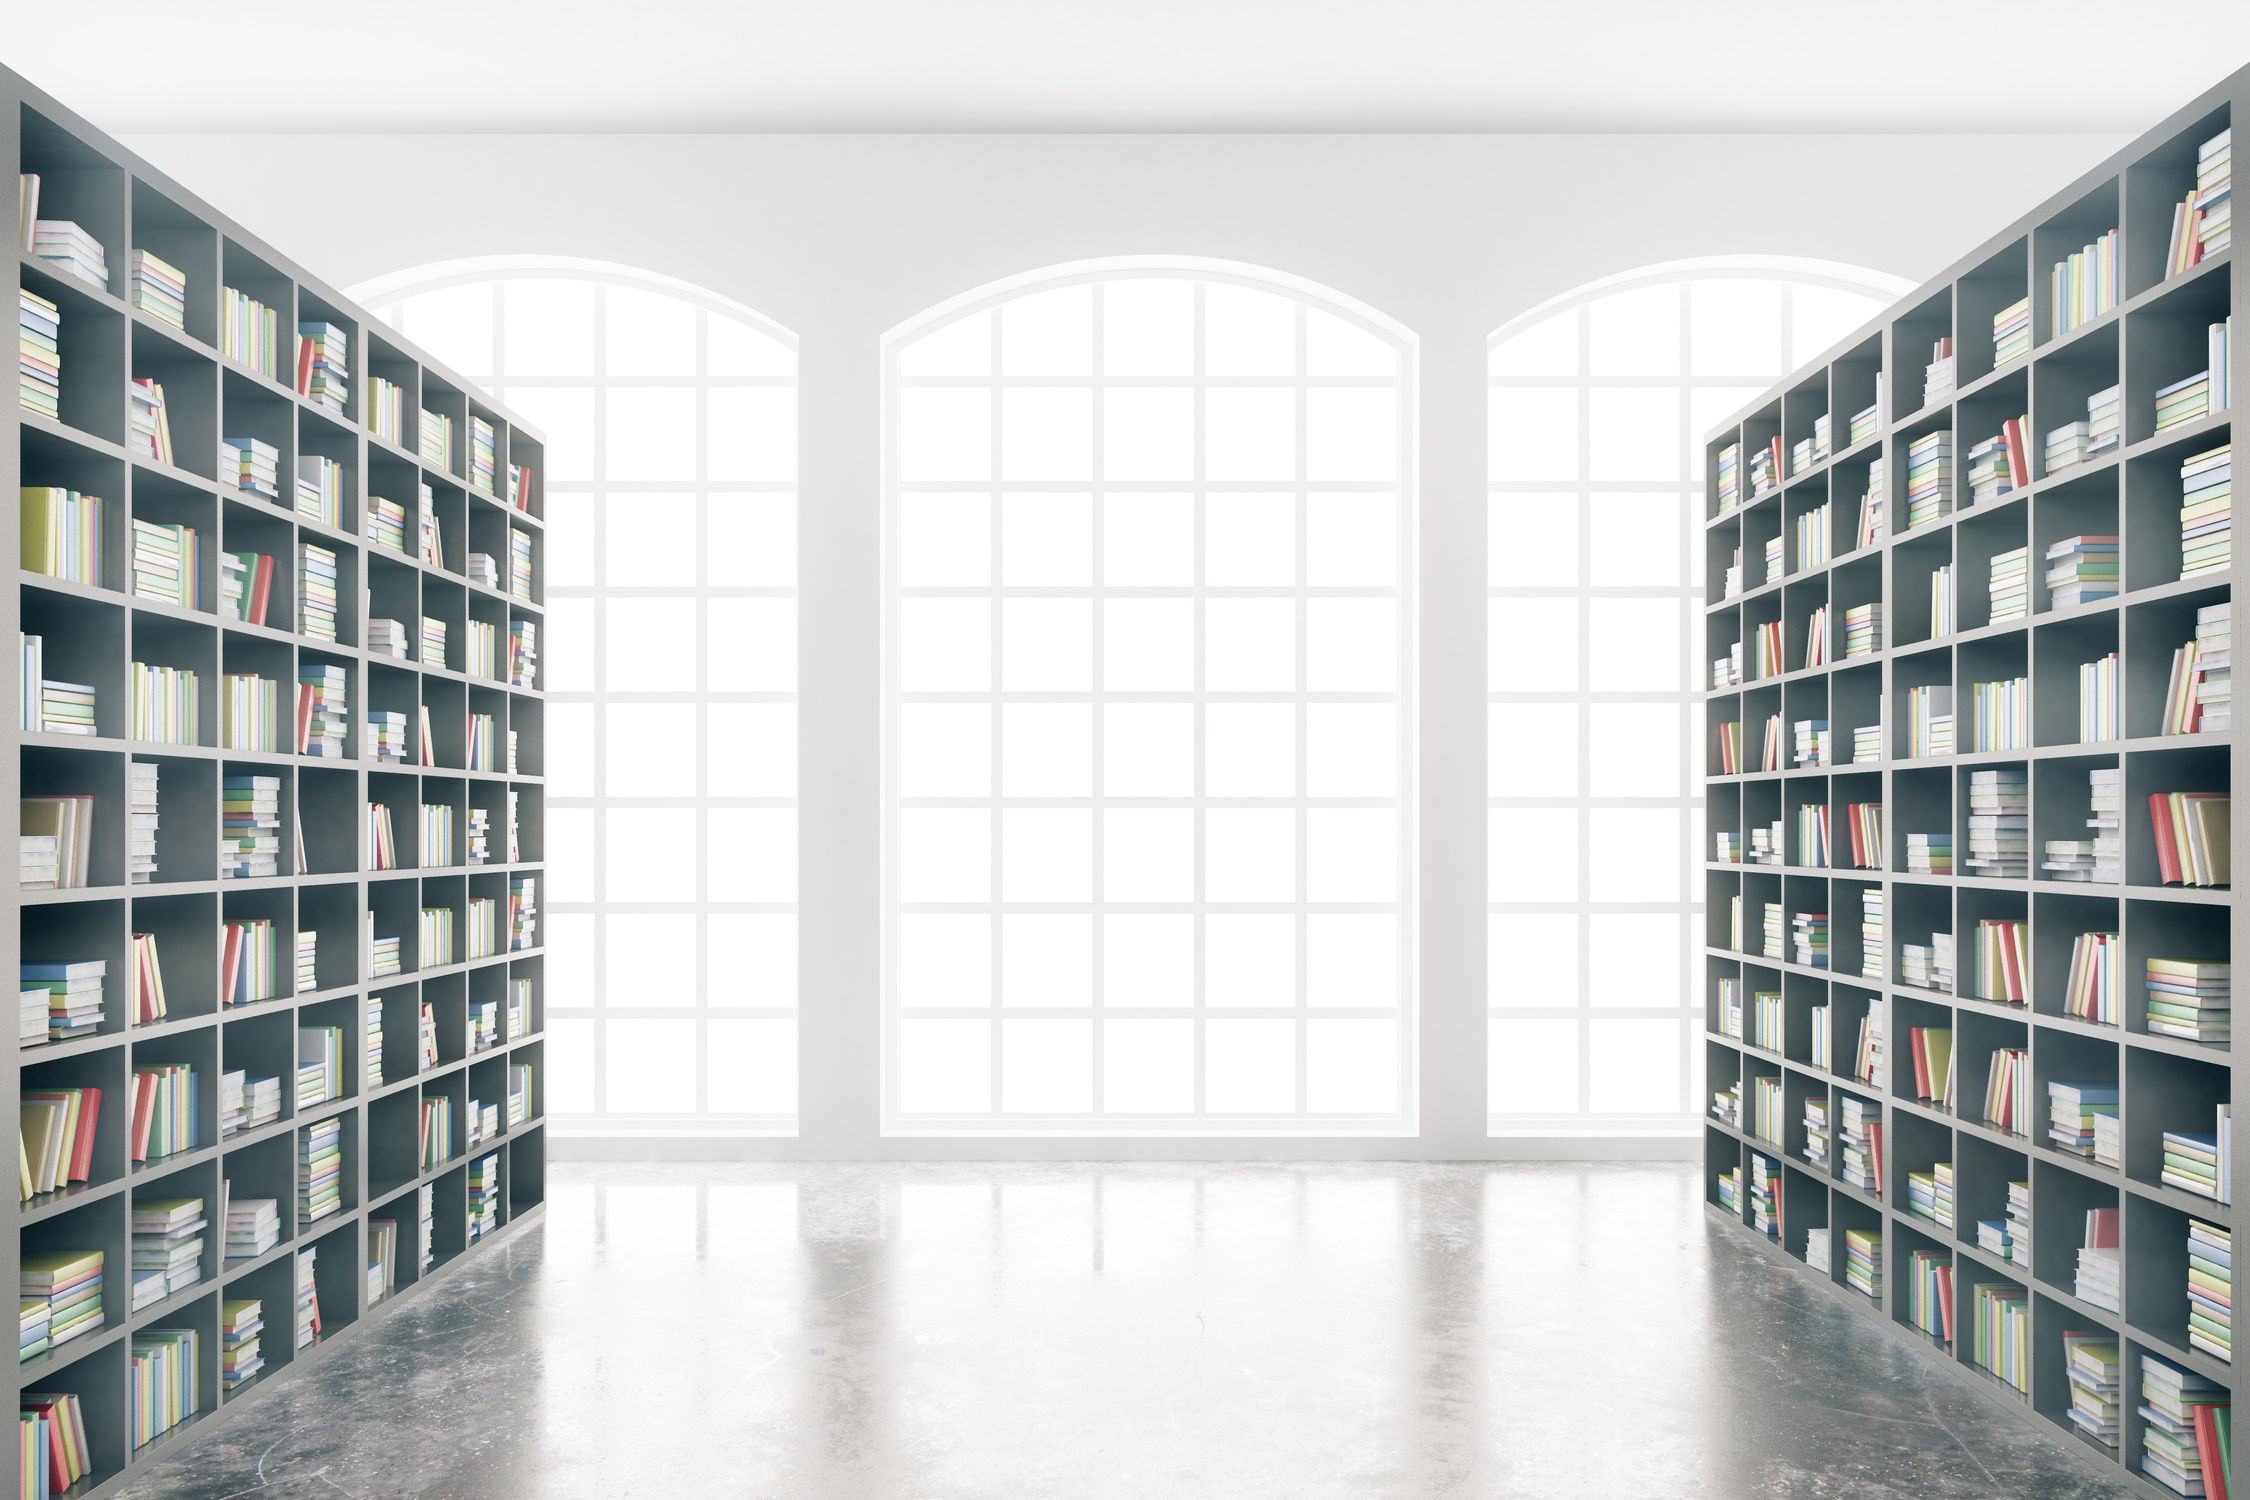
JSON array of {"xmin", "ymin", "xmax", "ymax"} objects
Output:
[
  {"xmin": 352, "ymin": 256, "xmax": 800, "ymax": 1136},
  {"xmin": 1485, "ymin": 256, "xmax": 1910, "ymax": 1134},
  {"xmin": 884, "ymin": 258, "xmax": 1416, "ymax": 1134}
]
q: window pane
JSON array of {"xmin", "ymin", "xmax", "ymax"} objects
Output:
[
  {"xmin": 606, "ymin": 1020, "xmax": 699, "ymax": 1113},
  {"xmin": 1488, "ymin": 1018, "xmax": 1578, "ymax": 1114},
  {"xmin": 1204, "ymin": 1020, "xmax": 1295, "ymax": 1111}
]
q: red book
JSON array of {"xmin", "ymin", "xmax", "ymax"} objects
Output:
[
  {"xmin": 220, "ymin": 924, "xmax": 242, "ymax": 1009},
  {"xmin": 1909, "ymin": 1027, "xmax": 1932, "ymax": 1099},
  {"xmin": 2003, "ymin": 418, "xmax": 2031, "ymax": 490},
  {"xmin": 295, "ymin": 336, "xmax": 314, "ymax": 396},
  {"xmin": 1847, "ymin": 811, "xmax": 1865, "ymax": 869},
  {"xmin": 2151, "ymin": 792, "xmax": 2184, "ymax": 884},
  {"xmin": 66, "ymin": 1087, "xmax": 98, "ymax": 1183},
  {"xmin": 2195, "ymin": 1403, "xmax": 2230, "ymax": 1500},
  {"xmin": 24, "ymin": 1399, "xmax": 69, "ymax": 1492},
  {"xmin": 249, "ymin": 553, "xmax": 273, "ymax": 626},
  {"xmin": 1935, "ymin": 1264, "xmax": 1955, "ymax": 1341},
  {"xmin": 1999, "ymin": 927, "xmax": 2025, "ymax": 1002},
  {"xmin": 296, "ymin": 683, "xmax": 314, "ymax": 754},
  {"xmin": 129, "ymin": 1071, "xmax": 157, "ymax": 1162}
]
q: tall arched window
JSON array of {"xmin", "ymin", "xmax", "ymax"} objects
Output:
[
  {"xmin": 352, "ymin": 256, "xmax": 800, "ymax": 1137},
  {"xmin": 1486, "ymin": 257, "xmax": 1909, "ymax": 1135},
  {"xmin": 884, "ymin": 258, "xmax": 1416, "ymax": 1135}
]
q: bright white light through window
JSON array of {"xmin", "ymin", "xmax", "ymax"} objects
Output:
[
  {"xmin": 1485, "ymin": 258, "xmax": 1905, "ymax": 1135},
  {"xmin": 887, "ymin": 262, "xmax": 1415, "ymax": 1134},
  {"xmin": 357, "ymin": 257, "xmax": 800, "ymax": 1135}
]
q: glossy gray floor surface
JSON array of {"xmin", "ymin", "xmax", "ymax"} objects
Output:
[{"xmin": 114, "ymin": 1161, "xmax": 2141, "ymax": 1500}]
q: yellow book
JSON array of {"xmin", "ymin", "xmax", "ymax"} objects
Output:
[{"xmin": 19, "ymin": 487, "xmax": 65, "ymax": 576}]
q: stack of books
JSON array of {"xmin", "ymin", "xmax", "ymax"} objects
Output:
[
  {"xmin": 419, "ymin": 1183, "xmax": 437, "ymax": 1270},
  {"xmin": 298, "ymin": 541, "xmax": 338, "ymax": 641},
  {"xmin": 369, "ymin": 376, "xmax": 406, "ymax": 445},
  {"xmin": 1748, "ymin": 824, "xmax": 1782, "ymax": 865},
  {"xmin": 245, "ymin": 1074, "xmax": 283, "ymax": 1131},
  {"xmin": 2047, "ymin": 535, "xmax": 2118, "ymax": 609},
  {"xmin": 1904, "ymin": 431, "xmax": 1953, "ymax": 528},
  {"xmin": 2049, "ymin": 1080, "xmax": 2117, "ymax": 1157},
  {"xmin": 510, "ymin": 873, "xmax": 537, "ymax": 948},
  {"xmin": 298, "ymin": 1118, "xmax": 343, "ymax": 1223},
  {"xmin": 20, "ymin": 1295, "xmax": 48, "ymax": 1364},
  {"xmin": 472, "ymin": 416, "xmax": 498, "ymax": 493},
  {"xmin": 1843, "ymin": 1228, "xmax": 1881, "ymax": 1297},
  {"xmin": 1964, "ymin": 769, "xmax": 2027, "ymax": 877},
  {"xmin": 368, "ymin": 619, "xmax": 411, "ymax": 661},
  {"xmin": 1965, "ymin": 430, "xmax": 2016, "ymax": 503},
  {"xmin": 1803, "ymin": 1096, "xmax": 1829, "ymax": 1165},
  {"xmin": 1903, "ymin": 935, "xmax": 1955, "ymax": 994},
  {"xmin": 370, "ymin": 931, "xmax": 402, "ymax": 978},
  {"xmin": 126, "ymin": 660, "xmax": 196, "ymax": 745},
  {"xmin": 22, "ymin": 959, "xmax": 102, "ymax": 1042},
  {"xmin": 1860, "ymin": 890, "xmax": 1885, "ymax": 980},
  {"xmin": 2047, "ymin": 419, "xmax": 2093, "ymax": 473},
  {"xmin": 2077, "ymin": 1213, "xmax": 2122, "ymax": 1314},
  {"xmin": 1990, "ymin": 298, "xmax": 2030, "ymax": 366},
  {"xmin": 467, "ymin": 552, "xmax": 500, "ymax": 590},
  {"xmin": 1804, "ymin": 1224, "xmax": 1829, "ymax": 1273},
  {"xmin": 1907, "ymin": 684, "xmax": 1953, "ymax": 757},
  {"xmin": 129, "ymin": 1199, "xmax": 205, "ymax": 1310},
  {"xmin": 2050, "ymin": 229, "xmax": 2119, "ymax": 334},
  {"xmin": 130, "ymin": 249, "xmax": 186, "ymax": 327},
  {"xmin": 21, "ymin": 1250, "xmax": 102, "ymax": 1355},
  {"xmin": 2195, "ymin": 602, "xmax": 2232, "ymax": 731},
  {"xmin": 1750, "ymin": 437, "xmax": 1782, "ymax": 496},
  {"xmin": 1852, "ymin": 724, "xmax": 1882, "ymax": 762},
  {"xmin": 297, "ymin": 1025, "xmax": 341, "ymax": 1107},
  {"xmin": 296, "ymin": 322, "xmax": 348, "ymax": 412},
  {"xmin": 2146, "ymin": 959, "xmax": 2230, "ymax": 1043},
  {"xmin": 224, "ymin": 1199, "xmax": 279, "ymax": 1260},
  {"xmin": 420, "ymin": 408, "xmax": 454, "ymax": 468},
  {"xmin": 297, "ymin": 455, "xmax": 343, "ymax": 528},
  {"xmin": 220, "ymin": 775, "xmax": 281, "ymax": 878},
  {"xmin": 1748, "ymin": 1155, "xmax": 1781, "ymax": 1237},
  {"xmin": 2059, "ymin": 933, "xmax": 2120, "ymax": 1023},
  {"xmin": 221, "ymin": 437, "xmax": 280, "ymax": 501},
  {"xmin": 2086, "ymin": 384, "xmax": 2122, "ymax": 455},
  {"xmin": 1856, "ymin": 459, "xmax": 1885, "ymax": 546},
  {"xmin": 367, "ymin": 494, "xmax": 409, "ymax": 553},
  {"xmin": 421, "ymin": 616, "xmax": 448, "ymax": 668},
  {"xmin": 1986, "ymin": 546, "xmax": 2029, "ymax": 621},
  {"xmin": 298, "ymin": 665, "xmax": 348, "ymax": 757},
  {"xmin": 1716, "ymin": 443, "xmax": 1741, "ymax": 512},
  {"xmin": 366, "ymin": 996, "xmax": 384, "ymax": 1087},
  {"xmin": 2181, "ymin": 443, "xmax": 2231, "ymax": 579},
  {"xmin": 1791, "ymin": 911, "xmax": 1828, "ymax": 968},
  {"xmin": 472, "ymin": 999, "xmax": 500, "ymax": 1053},
  {"xmin": 1906, "ymin": 833, "xmax": 1952, "ymax": 876},
  {"xmin": 1975, "ymin": 1214, "xmax": 2013, "ymax": 1261},
  {"xmin": 1761, "ymin": 901, "xmax": 1783, "ymax": 958},
  {"xmin": 130, "ymin": 518, "xmax": 199, "ymax": 609},
  {"xmin": 18, "ymin": 985, "xmax": 48, "ymax": 1048},
  {"xmin": 1715, "ymin": 1165, "xmax": 1741, "ymax": 1212},
  {"xmin": 470, "ymin": 1154, "xmax": 503, "ymax": 1239},
  {"xmin": 2161, "ymin": 1114, "xmax": 2228, "ymax": 1201},
  {"xmin": 1717, "ymin": 979, "xmax": 1742, "ymax": 1038},
  {"xmin": 20, "ymin": 490, "xmax": 102, "ymax": 592},
  {"xmin": 18, "ymin": 287, "xmax": 58, "ymax": 420},
  {"xmin": 36, "ymin": 669, "xmax": 97, "ymax": 736},
  {"xmin": 507, "ymin": 982, "xmax": 530, "ymax": 1040},
  {"xmin": 1928, "ymin": 563, "xmax": 1954, "ymax": 637},
  {"xmin": 507, "ymin": 1066, "xmax": 532, "ymax": 1127},
  {"xmin": 2005, "ymin": 1185, "xmax": 2033, "ymax": 1266},
  {"xmin": 1906, "ymin": 1164, "xmax": 1954, "ymax": 1227},
  {"xmin": 1713, "ymin": 829, "xmax": 1740, "ymax": 862},
  {"xmin": 2189, "ymin": 1217, "xmax": 2232, "ymax": 1363},
  {"xmin": 296, "ymin": 931, "xmax": 316, "ymax": 993},
  {"xmin": 294, "ymin": 1246, "xmax": 320, "ymax": 1351},
  {"xmin": 31, "ymin": 220, "xmax": 105, "ymax": 290},
  {"xmin": 221, "ymin": 286, "xmax": 281, "ymax": 377},
  {"xmin": 1922, "ymin": 337, "xmax": 1956, "ymax": 407},
  {"xmin": 2193, "ymin": 129, "xmax": 2233, "ymax": 261},
  {"xmin": 221, "ymin": 1300, "xmax": 263, "ymax": 1386},
  {"xmin": 1843, "ymin": 603, "xmax": 1880, "ymax": 657},
  {"xmin": 1793, "ymin": 720, "xmax": 1830, "ymax": 768},
  {"xmin": 510, "ymin": 619, "xmax": 538, "ymax": 687},
  {"xmin": 2138, "ymin": 1355, "xmax": 2229, "ymax": 1497},
  {"xmin": 129, "ymin": 378, "xmax": 172, "ymax": 464},
  {"xmin": 510, "ymin": 527, "xmax": 535, "ymax": 600}
]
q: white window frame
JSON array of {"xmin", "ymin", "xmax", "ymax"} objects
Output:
[{"xmin": 881, "ymin": 256, "xmax": 1420, "ymax": 1137}]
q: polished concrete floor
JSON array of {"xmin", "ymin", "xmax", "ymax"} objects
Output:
[{"xmin": 115, "ymin": 1161, "xmax": 2142, "ymax": 1500}]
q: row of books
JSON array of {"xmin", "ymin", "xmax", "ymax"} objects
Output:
[
  {"xmin": 2050, "ymin": 228, "xmax": 2119, "ymax": 336},
  {"xmin": 221, "ymin": 286, "xmax": 281, "ymax": 379},
  {"xmin": 19, "ymin": 796, "xmax": 93, "ymax": 891},
  {"xmin": 19, "ymin": 487, "xmax": 99, "ymax": 585},
  {"xmin": 1965, "ymin": 768, "xmax": 2025, "ymax": 877}
]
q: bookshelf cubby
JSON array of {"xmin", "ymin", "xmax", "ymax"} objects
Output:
[
  {"xmin": 6, "ymin": 63, "xmax": 547, "ymax": 1494},
  {"xmin": 1706, "ymin": 67, "xmax": 2242, "ymax": 1498}
]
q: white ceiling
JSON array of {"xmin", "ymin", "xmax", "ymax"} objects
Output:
[{"xmin": 11, "ymin": 0, "xmax": 2250, "ymax": 133}]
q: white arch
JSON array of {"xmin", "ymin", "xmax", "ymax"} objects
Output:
[
  {"xmin": 349, "ymin": 255, "xmax": 797, "ymax": 350},
  {"xmin": 1489, "ymin": 254, "xmax": 1913, "ymax": 349}
]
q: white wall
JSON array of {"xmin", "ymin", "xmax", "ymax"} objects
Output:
[{"xmin": 124, "ymin": 131, "xmax": 2129, "ymax": 1158}]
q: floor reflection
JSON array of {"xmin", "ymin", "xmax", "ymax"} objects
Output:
[{"xmin": 114, "ymin": 1162, "xmax": 2137, "ymax": 1500}]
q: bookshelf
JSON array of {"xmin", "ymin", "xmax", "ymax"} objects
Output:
[
  {"xmin": 1704, "ymin": 68, "xmax": 2241, "ymax": 1499},
  {"xmin": 5, "ymin": 64, "xmax": 547, "ymax": 1494}
]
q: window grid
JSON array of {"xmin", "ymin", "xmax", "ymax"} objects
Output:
[
  {"xmin": 886, "ymin": 268, "xmax": 1416, "ymax": 1135},
  {"xmin": 1485, "ymin": 265, "xmax": 1900, "ymax": 1134},
  {"xmin": 364, "ymin": 264, "xmax": 800, "ymax": 1135}
]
